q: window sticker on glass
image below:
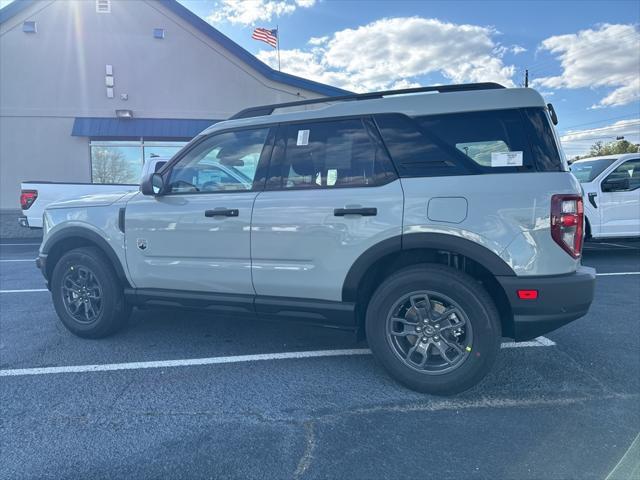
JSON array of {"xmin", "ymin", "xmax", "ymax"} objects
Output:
[
  {"xmin": 296, "ymin": 129, "xmax": 310, "ymax": 146},
  {"xmin": 491, "ymin": 151, "xmax": 523, "ymax": 167}
]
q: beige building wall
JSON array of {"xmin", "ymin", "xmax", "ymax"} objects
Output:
[{"xmin": 0, "ymin": 0, "xmax": 337, "ymax": 211}]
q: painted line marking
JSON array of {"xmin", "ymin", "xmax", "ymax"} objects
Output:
[
  {"xmin": 0, "ymin": 243, "xmax": 40, "ymax": 246},
  {"xmin": 0, "ymin": 339, "xmax": 555, "ymax": 378},
  {"xmin": 597, "ymin": 242, "xmax": 637, "ymax": 250},
  {"xmin": 0, "ymin": 259, "xmax": 35, "ymax": 263},
  {"xmin": 0, "ymin": 288, "xmax": 48, "ymax": 293},
  {"xmin": 605, "ymin": 432, "xmax": 640, "ymax": 480},
  {"xmin": 500, "ymin": 336, "xmax": 556, "ymax": 348},
  {"xmin": 596, "ymin": 272, "xmax": 640, "ymax": 276},
  {"xmin": 0, "ymin": 349, "xmax": 372, "ymax": 377}
]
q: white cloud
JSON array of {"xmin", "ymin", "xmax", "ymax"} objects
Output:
[
  {"xmin": 207, "ymin": 0, "xmax": 315, "ymax": 26},
  {"xmin": 560, "ymin": 118, "xmax": 640, "ymax": 157},
  {"xmin": 511, "ymin": 45, "xmax": 527, "ymax": 54},
  {"xmin": 308, "ymin": 35, "xmax": 329, "ymax": 46},
  {"xmin": 257, "ymin": 17, "xmax": 517, "ymax": 92},
  {"xmin": 533, "ymin": 24, "xmax": 640, "ymax": 108}
]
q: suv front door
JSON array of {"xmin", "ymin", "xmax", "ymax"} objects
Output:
[
  {"xmin": 125, "ymin": 127, "xmax": 273, "ymax": 294},
  {"xmin": 251, "ymin": 117, "xmax": 403, "ymax": 308}
]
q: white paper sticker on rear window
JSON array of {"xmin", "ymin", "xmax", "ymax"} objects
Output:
[
  {"xmin": 296, "ymin": 129, "xmax": 310, "ymax": 146},
  {"xmin": 491, "ymin": 151, "xmax": 523, "ymax": 167}
]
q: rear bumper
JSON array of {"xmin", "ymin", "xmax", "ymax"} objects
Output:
[
  {"xmin": 497, "ymin": 266, "xmax": 596, "ymax": 341},
  {"xmin": 18, "ymin": 215, "xmax": 29, "ymax": 228}
]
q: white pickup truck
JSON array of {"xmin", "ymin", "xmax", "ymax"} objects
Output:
[
  {"xmin": 18, "ymin": 158, "xmax": 168, "ymax": 229},
  {"xmin": 570, "ymin": 153, "xmax": 640, "ymax": 239}
]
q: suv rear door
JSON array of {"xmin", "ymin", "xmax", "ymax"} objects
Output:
[
  {"xmin": 124, "ymin": 127, "xmax": 273, "ymax": 295},
  {"xmin": 250, "ymin": 117, "xmax": 403, "ymax": 307}
]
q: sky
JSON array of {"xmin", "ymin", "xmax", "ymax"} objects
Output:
[
  {"xmin": 179, "ymin": 0, "xmax": 640, "ymax": 158},
  {"xmin": 2, "ymin": 0, "xmax": 638, "ymax": 157}
]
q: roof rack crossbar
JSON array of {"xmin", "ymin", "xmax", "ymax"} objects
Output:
[{"xmin": 229, "ymin": 82, "xmax": 505, "ymax": 120}]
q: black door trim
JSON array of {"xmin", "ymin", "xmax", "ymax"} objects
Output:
[{"xmin": 124, "ymin": 288, "xmax": 356, "ymax": 328}]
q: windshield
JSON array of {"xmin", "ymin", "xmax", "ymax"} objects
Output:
[{"xmin": 570, "ymin": 158, "xmax": 617, "ymax": 182}]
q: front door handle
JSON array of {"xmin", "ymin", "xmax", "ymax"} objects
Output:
[
  {"xmin": 205, "ymin": 208, "xmax": 239, "ymax": 218},
  {"xmin": 334, "ymin": 207, "xmax": 377, "ymax": 217}
]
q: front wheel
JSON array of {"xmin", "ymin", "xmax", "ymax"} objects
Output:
[
  {"xmin": 366, "ymin": 264, "xmax": 501, "ymax": 395},
  {"xmin": 51, "ymin": 247, "xmax": 131, "ymax": 338}
]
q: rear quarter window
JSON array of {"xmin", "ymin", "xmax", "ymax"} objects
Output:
[{"xmin": 375, "ymin": 107, "xmax": 563, "ymax": 177}]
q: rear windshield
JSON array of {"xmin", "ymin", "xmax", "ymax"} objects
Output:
[
  {"xmin": 375, "ymin": 107, "xmax": 564, "ymax": 177},
  {"xmin": 570, "ymin": 158, "xmax": 617, "ymax": 183}
]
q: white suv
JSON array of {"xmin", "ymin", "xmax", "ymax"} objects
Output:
[{"xmin": 36, "ymin": 83, "xmax": 595, "ymax": 395}]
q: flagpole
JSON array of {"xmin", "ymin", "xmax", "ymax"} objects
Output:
[{"xmin": 276, "ymin": 25, "xmax": 281, "ymax": 71}]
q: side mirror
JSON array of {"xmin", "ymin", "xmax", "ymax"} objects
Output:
[
  {"xmin": 547, "ymin": 103, "xmax": 559, "ymax": 126},
  {"xmin": 140, "ymin": 173, "xmax": 165, "ymax": 196},
  {"xmin": 602, "ymin": 177, "xmax": 630, "ymax": 192}
]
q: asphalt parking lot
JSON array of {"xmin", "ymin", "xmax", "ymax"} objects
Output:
[{"xmin": 1, "ymin": 239, "xmax": 639, "ymax": 479}]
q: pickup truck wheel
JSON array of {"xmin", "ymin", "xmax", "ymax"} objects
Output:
[
  {"xmin": 51, "ymin": 247, "xmax": 131, "ymax": 338},
  {"xmin": 366, "ymin": 264, "xmax": 501, "ymax": 395}
]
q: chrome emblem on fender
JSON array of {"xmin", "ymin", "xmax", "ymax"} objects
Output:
[{"xmin": 136, "ymin": 238, "xmax": 148, "ymax": 251}]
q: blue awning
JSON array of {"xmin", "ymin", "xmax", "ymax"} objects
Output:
[{"xmin": 71, "ymin": 117, "xmax": 219, "ymax": 140}]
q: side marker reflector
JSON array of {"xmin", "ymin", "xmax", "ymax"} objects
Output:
[{"xmin": 517, "ymin": 289, "xmax": 539, "ymax": 300}]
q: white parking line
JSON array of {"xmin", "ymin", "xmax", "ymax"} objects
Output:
[
  {"xmin": 0, "ymin": 338, "xmax": 555, "ymax": 377},
  {"xmin": 0, "ymin": 349, "xmax": 372, "ymax": 377},
  {"xmin": 0, "ymin": 259, "xmax": 35, "ymax": 263},
  {"xmin": 0, "ymin": 288, "xmax": 48, "ymax": 293},
  {"xmin": 500, "ymin": 336, "xmax": 556, "ymax": 348},
  {"xmin": 596, "ymin": 242, "xmax": 637, "ymax": 250},
  {"xmin": 0, "ymin": 243, "xmax": 40, "ymax": 246},
  {"xmin": 596, "ymin": 272, "xmax": 640, "ymax": 276}
]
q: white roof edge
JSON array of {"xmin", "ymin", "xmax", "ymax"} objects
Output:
[
  {"xmin": 203, "ymin": 88, "xmax": 547, "ymax": 134},
  {"xmin": 573, "ymin": 153, "xmax": 640, "ymax": 162}
]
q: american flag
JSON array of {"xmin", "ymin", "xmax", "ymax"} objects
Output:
[{"xmin": 252, "ymin": 27, "xmax": 278, "ymax": 48}]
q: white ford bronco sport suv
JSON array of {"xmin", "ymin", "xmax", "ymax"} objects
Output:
[{"xmin": 37, "ymin": 83, "xmax": 595, "ymax": 394}]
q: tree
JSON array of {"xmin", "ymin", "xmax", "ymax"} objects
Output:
[
  {"xmin": 91, "ymin": 148, "xmax": 137, "ymax": 184},
  {"xmin": 572, "ymin": 139, "xmax": 639, "ymax": 161}
]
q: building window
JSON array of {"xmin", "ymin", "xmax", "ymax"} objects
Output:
[
  {"xmin": 153, "ymin": 28, "xmax": 165, "ymax": 39},
  {"xmin": 95, "ymin": 0, "xmax": 111, "ymax": 13},
  {"xmin": 91, "ymin": 141, "xmax": 142, "ymax": 184},
  {"xmin": 23, "ymin": 21, "xmax": 37, "ymax": 33},
  {"xmin": 90, "ymin": 140, "xmax": 186, "ymax": 184}
]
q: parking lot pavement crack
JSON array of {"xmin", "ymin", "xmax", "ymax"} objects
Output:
[
  {"xmin": 552, "ymin": 345, "xmax": 623, "ymax": 396},
  {"xmin": 306, "ymin": 393, "xmax": 639, "ymax": 423},
  {"xmin": 293, "ymin": 420, "xmax": 316, "ymax": 480}
]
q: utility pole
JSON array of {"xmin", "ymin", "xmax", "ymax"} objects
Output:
[{"xmin": 525, "ymin": 69, "xmax": 529, "ymax": 88}]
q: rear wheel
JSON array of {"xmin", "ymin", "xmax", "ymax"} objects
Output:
[
  {"xmin": 51, "ymin": 247, "xmax": 131, "ymax": 338},
  {"xmin": 366, "ymin": 264, "xmax": 501, "ymax": 395}
]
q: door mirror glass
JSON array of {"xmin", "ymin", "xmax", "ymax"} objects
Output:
[
  {"xmin": 151, "ymin": 173, "xmax": 164, "ymax": 195},
  {"xmin": 140, "ymin": 172, "xmax": 164, "ymax": 196}
]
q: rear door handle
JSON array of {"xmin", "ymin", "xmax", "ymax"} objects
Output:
[
  {"xmin": 205, "ymin": 208, "xmax": 239, "ymax": 218},
  {"xmin": 334, "ymin": 207, "xmax": 377, "ymax": 217}
]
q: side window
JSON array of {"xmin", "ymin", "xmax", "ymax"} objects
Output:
[
  {"xmin": 167, "ymin": 128, "xmax": 269, "ymax": 193},
  {"xmin": 267, "ymin": 118, "xmax": 396, "ymax": 190},
  {"xmin": 603, "ymin": 160, "xmax": 640, "ymax": 192},
  {"xmin": 376, "ymin": 109, "xmax": 543, "ymax": 177}
]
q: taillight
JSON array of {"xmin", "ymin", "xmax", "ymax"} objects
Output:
[
  {"xmin": 20, "ymin": 190, "xmax": 38, "ymax": 210},
  {"xmin": 551, "ymin": 194, "xmax": 584, "ymax": 258}
]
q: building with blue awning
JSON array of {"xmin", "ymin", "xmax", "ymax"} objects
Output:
[{"xmin": 0, "ymin": 0, "xmax": 346, "ymax": 211}]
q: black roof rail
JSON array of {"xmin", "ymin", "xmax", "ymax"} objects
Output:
[{"xmin": 229, "ymin": 82, "xmax": 505, "ymax": 120}]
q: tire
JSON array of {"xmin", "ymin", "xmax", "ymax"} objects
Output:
[
  {"xmin": 51, "ymin": 246, "xmax": 131, "ymax": 338},
  {"xmin": 365, "ymin": 264, "xmax": 501, "ymax": 395}
]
